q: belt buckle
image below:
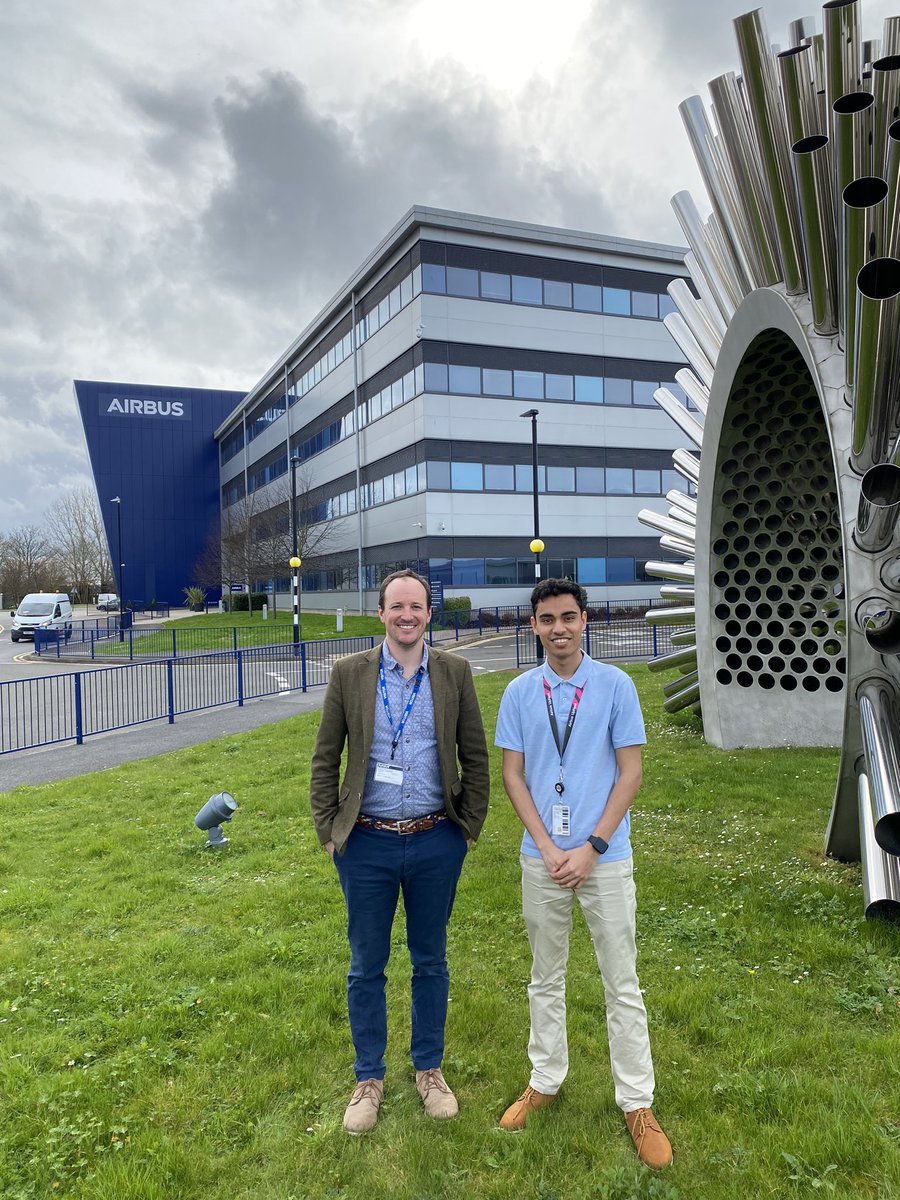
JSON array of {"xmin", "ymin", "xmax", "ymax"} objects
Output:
[{"xmin": 396, "ymin": 817, "xmax": 418, "ymax": 835}]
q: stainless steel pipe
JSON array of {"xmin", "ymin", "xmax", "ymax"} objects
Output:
[
  {"xmin": 664, "ymin": 677, "xmax": 702, "ymax": 713},
  {"xmin": 709, "ymin": 72, "xmax": 781, "ymax": 286},
  {"xmin": 659, "ymin": 533, "xmax": 697, "ymax": 558},
  {"xmin": 885, "ymin": 16, "xmax": 900, "ymax": 58},
  {"xmin": 684, "ymin": 252, "xmax": 728, "ymax": 339},
  {"xmin": 858, "ymin": 679, "xmax": 900, "ymax": 855},
  {"xmin": 858, "ymin": 773, "xmax": 900, "ymax": 920},
  {"xmin": 654, "ymin": 388, "xmax": 705, "ymax": 448},
  {"xmin": 842, "ymin": 176, "xmax": 887, "ymax": 383},
  {"xmin": 832, "ymin": 91, "xmax": 875, "ymax": 229},
  {"xmin": 791, "ymin": 133, "xmax": 839, "ymax": 334},
  {"xmin": 679, "ymin": 96, "xmax": 757, "ymax": 292},
  {"xmin": 667, "ymin": 278, "xmax": 723, "ymax": 366},
  {"xmin": 824, "ymin": 1, "xmax": 863, "ymax": 129},
  {"xmin": 670, "ymin": 628, "xmax": 697, "ymax": 648},
  {"xmin": 672, "ymin": 446, "xmax": 701, "ymax": 484},
  {"xmin": 645, "ymin": 604, "xmax": 697, "ymax": 627},
  {"xmin": 647, "ymin": 645, "xmax": 699, "ymax": 673},
  {"xmin": 872, "ymin": 55, "xmax": 900, "ymax": 173},
  {"xmin": 778, "ymin": 45, "xmax": 819, "ymax": 144},
  {"xmin": 667, "ymin": 489, "xmax": 698, "ymax": 517},
  {"xmin": 855, "ymin": 462, "xmax": 900, "ymax": 552},
  {"xmin": 644, "ymin": 560, "xmax": 696, "ymax": 582},
  {"xmin": 663, "ymin": 669, "xmax": 699, "ymax": 696},
  {"xmin": 660, "ymin": 584, "xmax": 696, "ymax": 602},
  {"xmin": 671, "ymin": 191, "xmax": 740, "ymax": 319},
  {"xmin": 638, "ymin": 506, "xmax": 697, "ymax": 544},
  {"xmin": 734, "ymin": 8, "xmax": 805, "ymax": 294},
  {"xmin": 675, "ymin": 368, "xmax": 709, "ymax": 416},
  {"xmin": 850, "ymin": 256, "xmax": 900, "ymax": 472},
  {"xmin": 885, "ymin": 120, "xmax": 900, "ymax": 255}
]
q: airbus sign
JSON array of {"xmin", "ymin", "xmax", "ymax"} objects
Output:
[{"xmin": 100, "ymin": 394, "xmax": 191, "ymax": 419}]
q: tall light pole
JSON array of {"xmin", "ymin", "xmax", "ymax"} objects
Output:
[
  {"xmin": 289, "ymin": 454, "xmax": 302, "ymax": 648},
  {"xmin": 520, "ymin": 409, "xmax": 544, "ymax": 662},
  {"xmin": 111, "ymin": 495, "xmax": 124, "ymax": 641}
]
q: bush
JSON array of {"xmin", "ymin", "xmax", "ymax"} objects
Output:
[
  {"xmin": 224, "ymin": 591, "xmax": 268, "ymax": 612},
  {"xmin": 183, "ymin": 585, "xmax": 207, "ymax": 612}
]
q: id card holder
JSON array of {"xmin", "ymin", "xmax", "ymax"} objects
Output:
[
  {"xmin": 374, "ymin": 761, "xmax": 403, "ymax": 787},
  {"xmin": 552, "ymin": 804, "xmax": 570, "ymax": 837}
]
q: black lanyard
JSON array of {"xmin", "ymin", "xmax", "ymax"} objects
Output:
[{"xmin": 542, "ymin": 677, "xmax": 584, "ymax": 794}]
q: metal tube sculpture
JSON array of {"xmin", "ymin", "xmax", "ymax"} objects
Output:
[{"xmin": 641, "ymin": 0, "xmax": 900, "ymax": 921}]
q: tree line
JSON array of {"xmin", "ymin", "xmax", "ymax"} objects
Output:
[{"xmin": 0, "ymin": 489, "xmax": 113, "ymax": 606}]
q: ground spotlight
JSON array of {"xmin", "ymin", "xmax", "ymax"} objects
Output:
[{"xmin": 194, "ymin": 791, "xmax": 237, "ymax": 847}]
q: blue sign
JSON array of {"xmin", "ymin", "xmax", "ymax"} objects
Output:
[
  {"xmin": 430, "ymin": 580, "xmax": 444, "ymax": 610},
  {"xmin": 230, "ymin": 583, "xmax": 245, "ymax": 593}
]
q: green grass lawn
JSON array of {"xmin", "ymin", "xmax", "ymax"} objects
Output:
[
  {"xmin": 165, "ymin": 609, "xmax": 385, "ymax": 639},
  {"xmin": 1, "ymin": 668, "xmax": 898, "ymax": 1199}
]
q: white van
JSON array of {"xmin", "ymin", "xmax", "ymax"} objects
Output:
[{"xmin": 9, "ymin": 593, "xmax": 74, "ymax": 642}]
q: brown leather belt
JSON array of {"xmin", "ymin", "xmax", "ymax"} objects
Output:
[{"xmin": 356, "ymin": 811, "xmax": 448, "ymax": 835}]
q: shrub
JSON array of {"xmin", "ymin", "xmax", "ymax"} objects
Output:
[{"xmin": 224, "ymin": 591, "xmax": 268, "ymax": 612}]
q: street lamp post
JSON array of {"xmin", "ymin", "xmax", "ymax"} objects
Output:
[
  {"xmin": 111, "ymin": 496, "xmax": 124, "ymax": 642},
  {"xmin": 289, "ymin": 454, "xmax": 302, "ymax": 647},
  {"xmin": 520, "ymin": 408, "xmax": 544, "ymax": 662}
]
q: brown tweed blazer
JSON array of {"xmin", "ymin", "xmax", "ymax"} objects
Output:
[{"xmin": 309, "ymin": 642, "xmax": 490, "ymax": 853}]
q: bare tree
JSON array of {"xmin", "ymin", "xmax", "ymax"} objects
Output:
[
  {"xmin": 192, "ymin": 467, "xmax": 342, "ymax": 613},
  {"xmin": 0, "ymin": 525, "xmax": 56, "ymax": 602},
  {"xmin": 43, "ymin": 488, "xmax": 112, "ymax": 603}
]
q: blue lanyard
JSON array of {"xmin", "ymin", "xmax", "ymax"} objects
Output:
[{"xmin": 379, "ymin": 659, "xmax": 425, "ymax": 760}]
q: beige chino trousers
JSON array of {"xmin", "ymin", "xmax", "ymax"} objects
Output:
[{"xmin": 520, "ymin": 852, "xmax": 655, "ymax": 1112}]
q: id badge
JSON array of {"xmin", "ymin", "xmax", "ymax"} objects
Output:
[
  {"xmin": 552, "ymin": 804, "xmax": 570, "ymax": 837},
  {"xmin": 374, "ymin": 761, "xmax": 403, "ymax": 787}
]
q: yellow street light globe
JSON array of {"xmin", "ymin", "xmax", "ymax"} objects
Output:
[
  {"xmin": 289, "ymin": 556, "xmax": 302, "ymax": 568},
  {"xmin": 529, "ymin": 538, "xmax": 545, "ymax": 555}
]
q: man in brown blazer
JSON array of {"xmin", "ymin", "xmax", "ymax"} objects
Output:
[{"xmin": 310, "ymin": 569, "xmax": 489, "ymax": 1134}]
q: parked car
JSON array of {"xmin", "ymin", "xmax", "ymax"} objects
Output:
[
  {"xmin": 96, "ymin": 594, "xmax": 120, "ymax": 611},
  {"xmin": 9, "ymin": 593, "xmax": 73, "ymax": 642}
]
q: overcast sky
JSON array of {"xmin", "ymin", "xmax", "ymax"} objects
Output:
[{"xmin": 2, "ymin": 0, "xmax": 896, "ymax": 529}]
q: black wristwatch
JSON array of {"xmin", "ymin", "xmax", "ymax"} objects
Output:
[{"xmin": 587, "ymin": 835, "xmax": 609, "ymax": 856}]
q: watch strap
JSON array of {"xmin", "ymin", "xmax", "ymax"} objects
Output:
[{"xmin": 587, "ymin": 834, "xmax": 609, "ymax": 855}]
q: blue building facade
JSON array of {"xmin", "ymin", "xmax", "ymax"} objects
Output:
[{"xmin": 74, "ymin": 380, "xmax": 246, "ymax": 605}]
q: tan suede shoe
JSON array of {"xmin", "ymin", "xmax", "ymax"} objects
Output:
[
  {"xmin": 415, "ymin": 1068, "xmax": 459, "ymax": 1119},
  {"xmin": 343, "ymin": 1078, "xmax": 383, "ymax": 1134},
  {"xmin": 625, "ymin": 1107, "xmax": 673, "ymax": 1168},
  {"xmin": 499, "ymin": 1085, "xmax": 557, "ymax": 1131}
]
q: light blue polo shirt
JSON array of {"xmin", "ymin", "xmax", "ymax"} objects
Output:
[{"xmin": 494, "ymin": 653, "xmax": 646, "ymax": 861}]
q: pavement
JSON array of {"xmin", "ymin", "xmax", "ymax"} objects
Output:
[{"xmin": 0, "ymin": 629, "xmax": 520, "ymax": 794}]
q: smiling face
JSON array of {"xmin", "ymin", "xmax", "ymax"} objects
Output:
[
  {"xmin": 531, "ymin": 593, "xmax": 587, "ymax": 677},
  {"xmin": 378, "ymin": 576, "xmax": 431, "ymax": 658}
]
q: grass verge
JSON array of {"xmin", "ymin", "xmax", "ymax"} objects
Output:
[{"xmin": 0, "ymin": 668, "xmax": 897, "ymax": 1199}]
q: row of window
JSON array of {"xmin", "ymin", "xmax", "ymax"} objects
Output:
[
  {"xmin": 224, "ymin": 248, "xmax": 683, "ymax": 462},
  {"xmin": 289, "ymin": 555, "xmax": 652, "ymax": 593},
  {"xmin": 299, "ymin": 457, "xmax": 689, "ymax": 523},
  {"xmin": 421, "ymin": 263, "xmax": 677, "ymax": 320}
]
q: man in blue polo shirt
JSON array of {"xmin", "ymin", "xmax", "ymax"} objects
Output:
[{"xmin": 494, "ymin": 578, "xmax": 672, "ymax": 1169}]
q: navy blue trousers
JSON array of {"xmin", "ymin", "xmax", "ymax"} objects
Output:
[{"xmin": 334, "ymin": 819, "xmax": 468, "ymax": 1081}]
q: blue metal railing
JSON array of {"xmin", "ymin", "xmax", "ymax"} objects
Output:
[{"xmin": 0, "ymin": 637, "xmax": 377, "ymax": 755}]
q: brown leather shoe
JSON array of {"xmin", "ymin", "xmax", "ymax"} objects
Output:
[
  {"xmin": 415, "ymin": 1068, "xmax": 459, "ymax": 1119},
  {"xmin": 499, "ymin": 1085, "xmax": 557, "ymax": 1131},
  {"xmin": 625, "ymin": 1107, "xmax": 673, "ymax": 1168},
  {"xmin": 343, "ymin": 1078, "xmax": 383, "ymax": 1134}
]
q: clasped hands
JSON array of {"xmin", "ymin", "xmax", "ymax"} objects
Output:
[{"xmin": 540, "ymin": 842, "xmax": 598, "ymax": 889}]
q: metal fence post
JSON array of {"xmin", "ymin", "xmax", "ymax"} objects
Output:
[
  {"xmin": 74, "ymin": 672, "xmax": 83, "ymax": 745},
  {"xmin": 233, "ymin": 627, "xmax": 238, "ymax": 652},
  {"xmin": 91, "ymin": 629, "xmax": 95, "ymax": 661},
  {"xmin": 167, "ymin": 660, "xmax": 175, "ymax": 723},
  {"xmin": 586, "ymin": 624, "xmax": 591, "ymax": 659},
  {"xmin": 172, "ymin": 629, "xmax": 177, "ymax": 659},
  {"xmin": 652, "ymin": 626, "xmax": 658, "ymax": 656},
  {"xmin": 495, "ymin": 607, "xmax": 500, "ymax": 634},
  {"xmin": 455, "ymin": 612, "xmax": 460, "ymax": 641},
  {"xmin": 129, "ymin": 628, "xmax": 134, "ymax": 662},
  {"xmin": 237, "ymin": 650, "xmax": 244, "ymax": 706},
  {"xmin": 301, "ymin": 642, "xmax": 308, "ymax": 692}
]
